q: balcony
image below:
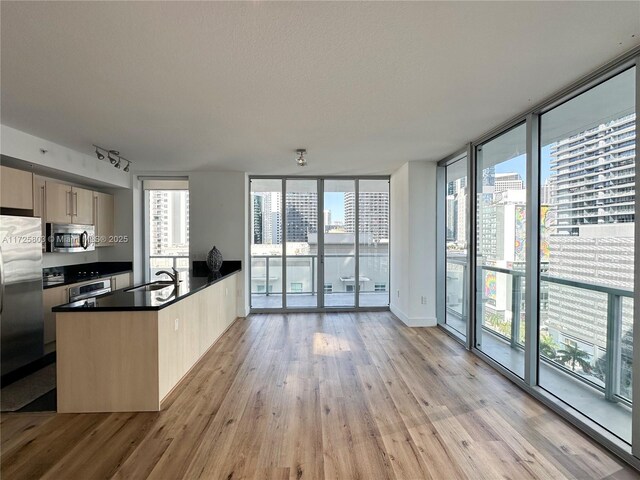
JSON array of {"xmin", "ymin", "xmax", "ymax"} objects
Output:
[
  {"xmin": 251, "ymin": 254, "xmax": 389, "ymax": 308},
  {"xmin": 445, "ymin": 261, "xmax": 632, "ymax": 443}
]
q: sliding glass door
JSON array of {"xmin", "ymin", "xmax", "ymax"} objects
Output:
[
  {"xmin": 250, "ymin": 179, "xmax": 283, "ymax": 309},
  {"xmin": 358, "ymin": 179, "xmax": 390, "ymax": 307},
  {"xmin": 323, "ymin": 179, "xmax": 356, "ymax": 308},
  {"xmin": 250, "ymin": 177, "xmax": 390, "ymax": 311},
  {"xmin": 286, "ymin": 179, "xmax": 319, "ymax": 308},
  {"xmin": 475, "ymin": 124, "xmax": 528, "ymax": 378}
]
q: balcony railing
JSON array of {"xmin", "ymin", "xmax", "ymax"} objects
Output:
[
  {"xmin": 446, "ymin": 258, "xmax": 632, "ymax": 406},
  {"xmin": 250, "ymin": 254, "xmax": 389, "ymax": 304}
]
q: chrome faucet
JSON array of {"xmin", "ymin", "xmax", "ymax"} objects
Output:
[{"xmin": 156, "ymin": 267, "xmax": 180, "ymax": 288}]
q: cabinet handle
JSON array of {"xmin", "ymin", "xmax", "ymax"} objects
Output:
[
  {"xmin": 40, "ymin": 185, "xmax": 46, "ymax": 217},
  {"xmin": 73, "ymin": 192, "xmax": 78, "ymax": 216},
  {"xmin": 66, "ymin": 191, "xmax": 71, "ymax": 216}
]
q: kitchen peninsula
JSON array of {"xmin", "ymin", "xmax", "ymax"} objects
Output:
[{"xmin": 52, "ymin": 261, "xmax": 241, "ymax": 413}]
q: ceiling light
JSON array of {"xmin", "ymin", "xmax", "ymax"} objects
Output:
[
  {"xmin": 296, "ymin": 149, "xmax": 307, "ymax": 167},
  {"xmin": 93, "ymin": 144, "xmax": 132, "ymax": 172}
]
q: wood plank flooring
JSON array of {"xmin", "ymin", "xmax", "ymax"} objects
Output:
[{"xmin": 1, "ymin": 312, "xmax": 638, "ymax": 479}]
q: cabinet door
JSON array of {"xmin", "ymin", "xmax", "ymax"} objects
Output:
[
  {"xmin": 0, "ymin": 165, "xmax": 33, "ymax": 210},
  {"xmin": 111, "ymin": 273, "xmax": 131, "ymax": 290},
  {"xmin": 94, "ymin": 192, "xmax": 114, "ymax": 246},
  {"xmin": 43, "ymin": 286, "xmax": 69, "ymax": 346},
  {"xmin": 72, "ymin": 187, "xmax": 94, "ymax": 224},
  {"xmin": 45, "ymin": 181, "xmax": 72, "ymax": 223}
]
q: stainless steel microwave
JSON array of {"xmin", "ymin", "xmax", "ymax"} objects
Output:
[{"xmin": 45, "ymin": 223, "xmax": 95, "ymax": 253}]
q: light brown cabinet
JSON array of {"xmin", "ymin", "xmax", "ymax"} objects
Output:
[
  {"xmin": 45, "ymin": 181, "xmax": 72, "ymax": 223},
  {"xmin": 45, "ymin": 182, "xmax": 95, "ymax": 225},
  {"xmin": 43, "ymin": 285, "xmax": 69, "ymax": 346},
  {"xmin": 72, "ymin": 187, "xmax": 94, "ymax": 224},
  {"xmin": 0, "ymin": 165, "xmax": 33, "ymax": 210},
  {"xmin": 94, "ymin": 191, "xmax": 115, "ymax": 246},
  {"xmin": 111, "ymin": 272, "xmax": 131, "ymax": 290}
]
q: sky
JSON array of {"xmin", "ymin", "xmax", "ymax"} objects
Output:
[
  {"xmin": 324, "ymin": 193, "xmax": 345, "ymax": 223},
  {"xmin": 494, "ymin": 144, "xmax": 553, "ymax": 183}
]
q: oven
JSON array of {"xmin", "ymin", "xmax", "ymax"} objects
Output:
[
  {"xmin": 68, "ymin": 278, "xmax": 112, "ymax": 303},
  {"xmin": 46, "ymin": 223, "xmax": 95, "ymax": 253}
]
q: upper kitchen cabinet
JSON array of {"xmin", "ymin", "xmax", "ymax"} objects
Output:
[
  {"xmin": 45, "ymin": 181, "xmax": 72, "ymax": 223},
  {"xmin": 0, "ymin": 165, "xmax": 33, "ymax": 210},
  {"xmin": 72, "ymin": 186, "xmax": 94, "ymax": 224},
  {"xmin": 45, "ymin": 182, "xmax": 94, "ymax": 224},
  {"xmin": 94, "ymin": 191, "xmax": 114, "ymax": 246}
]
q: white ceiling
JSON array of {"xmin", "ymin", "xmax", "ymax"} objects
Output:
[{"xmin": 1, "ymin": 2, "xmax": 639, "ymax": 175}]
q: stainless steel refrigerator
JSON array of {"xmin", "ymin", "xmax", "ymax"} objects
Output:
[{"xmin": 0, "ymin": 215, "xmax": 44, "ymax": 376}]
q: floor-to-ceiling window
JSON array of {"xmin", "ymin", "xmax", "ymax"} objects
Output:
[
  {"xmin": 443, "ymin": 156, "xmax": 469, "ymax": 339},
  {"xmin": 475, "ymin": 124, "xmax": 528, "ymax": 378},
  {"xmin": 250, "ymin": 177, "xmax": 390, "ymax": 311},
  {"xmin": 437, "ymin": 53, "xmax": 639, "ymax": 465},
  {"xmin": 143, "ymin": 179, "xmax": 190, "ymax": 281},
  {"xmin": 358, "ymin": 179, "xmax": 390, "ymax": 307},
  {"xmin": 323, "ymin": 179, "xmax": 356, "ymax": 308},
  {"xmin": 250, "ymin": 179, "xmax": 283, "ymax": 308},
  {"xmin": 286, "ymin": 179, "xmax": 319, "ymax": 308},
  {"xmin": 538, "ymin": 67, "xmax": 635, "ymax": 443}
]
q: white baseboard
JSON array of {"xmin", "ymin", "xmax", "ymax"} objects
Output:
[{"xmin": 390, "ymin": 304, "xmax": 437, "ymax": 327}]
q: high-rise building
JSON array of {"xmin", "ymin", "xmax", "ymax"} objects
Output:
[
  {"xmin": 344, "ymin": 191, "xmax": 389, "ymax": 242},
  {"xmin": 285, "ymin": 192, "xmax": 317, "ymax": 242},
  {"xmin": 252, "ymin": 195, "xmax": 263, "ymax": 244},
  {"xmin": 544, "ymin": 113, "xmax": 636, "ymax": 383},
  {"xmin": 551, "ymin": 114, "xmax": 635, "ymax": 236},
  {"xmin": 148, "ymin": 190, "xmax": 189, "ymax": 256}
]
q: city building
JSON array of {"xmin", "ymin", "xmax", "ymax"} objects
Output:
[
  {"xmin": 344, "ymin": 190, "xmax": 390, "ymax": 242},
  {"xmin": 494, "ymin": 172, "xmax": 524, "ymax": 193},
  {"xmin": 148, "ymin": 189, "xmax": 189, "ymax": 257},
  {"xmin": 552, "ymin": 114, "xmax": 636, "ymax": 236}
]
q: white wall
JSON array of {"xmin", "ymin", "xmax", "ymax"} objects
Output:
[
  {"xmin": 1, "ymin": 125, "xmax": 131, "ymax": 189},
  {"xmin": 189, "ymin": 171, "xmax": 248, "ymax": 317},
  {"xmin": 390, "ymin": 161, "xmax": 437, "ymax": 327}
]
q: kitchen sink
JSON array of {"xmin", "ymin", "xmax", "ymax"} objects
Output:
[{"xmin": 125, "ymin": 281, "xmax": 175, "ymax": 292}]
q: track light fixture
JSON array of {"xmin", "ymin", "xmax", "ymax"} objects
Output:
[
  {"xmin": 296, "ymin": 148, "xmax": 307, "ymax": 167},
  {"xmin": 93, "ymin": 145, "xmax": 133, "ymax": 173}
]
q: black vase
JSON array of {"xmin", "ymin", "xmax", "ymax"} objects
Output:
[{"xmin": 206, "ymin": 246, "xmax": 223, "ymax": 272}]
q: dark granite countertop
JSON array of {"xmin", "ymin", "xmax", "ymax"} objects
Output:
[
  {"xmin": 52, "ymin": 261, "xmax": 241, "ymax": 312},
  {"xmin": 43, "ymin": 262, "xmax": 133, "ymax": 289}
]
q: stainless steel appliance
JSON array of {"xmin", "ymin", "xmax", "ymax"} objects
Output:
[
  {"xmin": 68, "ymin": 278, "xmax": 111, "ymax": 302},
  {"xmin": 46, "ymin": 223, "xmax": 95, "ymax": 253},
  {"xmin": 0, "ymin": 215, "xmax": 44, "ymax": 376}
]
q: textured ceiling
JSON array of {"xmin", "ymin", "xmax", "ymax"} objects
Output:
[{"xmin": 1, "ymin": 2, "xmax": 639, "ymax": 175}]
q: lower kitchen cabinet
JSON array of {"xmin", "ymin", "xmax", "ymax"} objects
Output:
[
  {"xmin": 111, "ymin": 272, "xmax": 131, "ymax": 290},
  {"xmin": 42, "ymin": 285, "xmax": 69, "ymax": 346}
]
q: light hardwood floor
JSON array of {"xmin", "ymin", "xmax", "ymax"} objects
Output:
[{"xmin": 1, "ymin": 312, "xmax": 638, "ymax": 479}]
